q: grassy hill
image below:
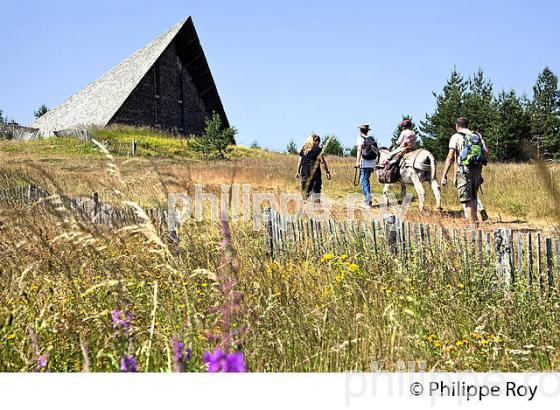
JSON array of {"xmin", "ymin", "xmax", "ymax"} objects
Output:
[{"xmin": 0, "ymin": 125, "xmax": 261, "ymax": 159}]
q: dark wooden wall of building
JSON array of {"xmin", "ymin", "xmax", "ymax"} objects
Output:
[{"xmin": 110, "ymin": 43, "xmax": 208, "ymax": 135}]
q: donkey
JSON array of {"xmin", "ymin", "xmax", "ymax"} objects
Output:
[{"xmin": 377, "ymin": 148, "xmax": 442, "ymax": 211}]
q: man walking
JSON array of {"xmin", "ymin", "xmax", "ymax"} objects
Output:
[
  {"xmin": 441, "ymin": 117, "xmax": 489, "ymax": 226},
  {"xmin": 355, "ymin": 123, "xmax": 378, "ymax": 206}
]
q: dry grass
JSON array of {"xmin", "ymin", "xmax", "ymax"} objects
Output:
[{"xmin": 2, "ymin": 136, "xmax": 560, "ymax": 372}]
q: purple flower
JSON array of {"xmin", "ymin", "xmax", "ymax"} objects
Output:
[
  {"xmin": 171, "ymin": 337, "xmax": 192, "ymax": 372},
  {"xmin": 203, "ymin": 348, "xmax": 246, "ymax": 373},
  {"xmin": 120, "ymin": 354, "xmax": 138, "ymax": 372},
  {"xmin": 37, "ymin": 354, "xmax": 48, "ymax": 371},
  {"xmin": 112, "ymin": 309, "xmax": 133, "ymax": 332}
]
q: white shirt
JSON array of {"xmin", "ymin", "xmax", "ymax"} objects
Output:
[{"xmin": 356, "ymin": 135, "xmax": 377, "ymax": 169}]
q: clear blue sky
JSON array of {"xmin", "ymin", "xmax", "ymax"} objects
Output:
[{"xmin": 1, "ymin": 0, "xmax": 559, "ymax": 150}]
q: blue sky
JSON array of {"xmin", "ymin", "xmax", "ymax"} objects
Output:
[{"xmin": 1, "ymin": 0, "xmax": 559, "ymax": 150}]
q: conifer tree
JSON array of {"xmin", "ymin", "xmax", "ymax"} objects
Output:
[
  {"xmin": 493, "ymin": 90, "xmax": 531, "ymax": 161},
  {"xmin": 463, "ymin": 69, "xmax": 497, "ymax": 145},
  {"xmin": 420, "ymin": 69, "xmax": 467, "ymax": 159},
  {"xmin": 528, "ymin": 67, "xmax": 560, "ymax": 158}
]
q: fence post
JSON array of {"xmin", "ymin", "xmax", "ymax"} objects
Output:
[
  {"xmin": 383, "ymin": 214, "xmax": 397, "ymax": 254},
  {"xmin": 546, "ymin": 237, "xmax": 553, "ymax": 291},
  {"xmin": 166, "ymin": 205, "xmax": 179, "ymax": 243},
  {"xmin": 263, "ymin": 208, "xmax": 274, "ymax": 258},
  {"xmin": 494, "ymin": 229, "xmax": 514, "ymax": 286},
  {"xmin": 131, "ymin": 140, "xmax": 138, "ymax": 156},
  {"xmin": 91, "ymin": 192, "xmax": 100, "ymax": 218}
]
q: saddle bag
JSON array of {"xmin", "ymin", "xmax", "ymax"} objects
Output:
[{"xmin": 377, "ymin": 162, "xmax": 400, "ymax": 184}]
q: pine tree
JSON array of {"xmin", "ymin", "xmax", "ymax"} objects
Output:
[
  {"xmin": 463, "ymin": 69, "xmax": 497, "ymax": 146},
  {"xmin": 0, "ymin": 109, "xmax": 5, "ymax": 124},
  {"xmin": 286, "ymin": 139, "xmax": 298, "ymax": 154},
  {"xmin": 322, "ymin": 135, "xmax": 344, "ymax": 156},
  {"xmin": 34, "ymin": 104, "xmax": 49, "ymax": 119},
  {"xmin": 493, "ymin": 90, "xmax": 531, "ymax": 161},
  {"xmin": 190, "ymin": 112, "xmax": 237, "ymax": 159},
  {"xmin": 420, "ymin": 69, "xmax": 467, "ymax": 159},
  {"xmin": 528, "ymin": 67, "xmax": 560, "ymax": 158}
]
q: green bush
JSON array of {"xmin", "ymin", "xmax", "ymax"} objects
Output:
[{"xmin": 190, "ymin": 113, "xmax": 237, "ymax": 159}]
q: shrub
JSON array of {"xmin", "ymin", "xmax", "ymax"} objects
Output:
[{"xmin": 190, "ymin": 113, "xmax": 237, "ymax": 159}]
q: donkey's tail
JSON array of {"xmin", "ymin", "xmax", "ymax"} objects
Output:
[{"xmin": 426, "ymin": 150, "xmax": 437, "ymax": 181}]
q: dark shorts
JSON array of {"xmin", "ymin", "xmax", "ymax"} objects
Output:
[{"xmin": 456, "ymin": 166, "xmax": 483, "ymax": 203}]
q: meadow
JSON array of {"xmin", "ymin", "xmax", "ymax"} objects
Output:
[{"xmin": 1, "ymin": 130, "xmax": 560, "ymax": 372}]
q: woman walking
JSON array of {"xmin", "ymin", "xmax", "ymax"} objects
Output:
[{"xmin": 296, "ymin": 134, "xmax": 331, "ymax": 200}]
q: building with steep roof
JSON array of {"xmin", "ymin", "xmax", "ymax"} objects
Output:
[{"xmin": 31, "ymin": 17, "xmax": 229, "ymax": 136}]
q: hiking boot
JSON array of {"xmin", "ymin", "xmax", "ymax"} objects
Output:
[{"xmin": 480, "ymin": 209, "xmax": 489, "ymax": 221}]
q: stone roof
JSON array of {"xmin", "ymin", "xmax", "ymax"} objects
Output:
[{"xmin": 31, "ymin": 17, "xmax": 228, "ymax": 131}]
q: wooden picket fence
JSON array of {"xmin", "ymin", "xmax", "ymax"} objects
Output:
[
  {"xmin": 0, "ymin": 185, "xmax": 168, "ymax": 234},
  {"xmin": 263, "ymin": 207, "xmax": 560, "ymax": 292}
]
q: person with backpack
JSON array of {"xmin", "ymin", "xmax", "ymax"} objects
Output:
[
  {"xmin": 355, "ymin": 123, "xmax": 378, "ymax": 206},
  {"xmin": 441, "ymin": 117, "xmax": 489, "ymax": 226},
  {"xmin": 296, "ymin": 134, "xmax": 331, "ymax": 200}
]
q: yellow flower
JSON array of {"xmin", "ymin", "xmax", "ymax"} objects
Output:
[
  {"xmin": 335, "ymin": 274, "xmax": 345, "ymax": 283},
  {"xmin": 427, "ymin": 334, "xmax": 437, "ymax": 342},
  {"xmin": 321, "ymin": 253, "xmax": 335, "ymax": 263},
  {"xmin": 6, "ymin": 334, "xmax": 16, "ymax": 340},
  {"xmin": 339, "ymin": 254, "xmax": 348, "ymax": 261},
  {"xmin": 433, "ymin": 341, "xmax": 442, "ymax": 348},
  {"xmin": 480, "ymin": 339, "xmax": 490, "ymax": 345},
  {"xmin": 348, "ymin": 263, "xmax": 359, "ymax": 273},
  {"xmin": 456, "ymin": 340, "xmax": 464, "ymax": 347},
  {"xmin": 457, "ymin": 283, "xmax": 465, "ymax": 289}
]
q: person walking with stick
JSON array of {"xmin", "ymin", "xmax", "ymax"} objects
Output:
[
  {"xmin": 296, "ymin": 134, "xmax": 331, "ymax": 200},
  {"xmin": 355, "ymin": 123, "xmax": 378, "ymax": 206}
]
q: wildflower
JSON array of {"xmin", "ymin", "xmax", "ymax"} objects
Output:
[
  {"xmin": 321, "ymin": 253, "xmax": 335, "ymax": 263},
  {"xmin": 457, "ymin": 283, "xmax": 465, "ymax": 289},
  {"xmin": 172, "ymin": 337, "xmax": 192, "ymax": 372},
  {"xmin": 456, "ymin": 340, "xmax": 464, "ymax": 347},
  {"xmin": 335, "ymin": 273, "xmax": 345, "ymax": 283},
  {"xmin": 37, "ymin": 354, "xmax": 49, "ymax": 371},
  {"xmin": 433, "ymin": 341, "xmax": 442, "ymax": 348},
  {"xmin": 348, "ymin": 263, "xmax": 359, "ymax": 273},
  {"xmin": 112, "ymin": 309, "xmax": 133, "ymax": 333},
  {"xmin": 339, "ymin": 255, "xmax": 348, "ymax": 261},
  {"xmin": 120, "ymin": 354, "xmax": 138, "ymax": 372},
  {"xmin": 203, "ymin": 348, "xmax": 246, "ymax": 373}
]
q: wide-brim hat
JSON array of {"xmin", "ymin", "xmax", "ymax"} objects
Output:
[{"xmin": 358, "ymin": 123, "xmax": 371, "ymax": 131}]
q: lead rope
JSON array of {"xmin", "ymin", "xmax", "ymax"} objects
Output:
[{"xmin": 353, "ymin": 166, "xmax": 361, "ymax": 186}]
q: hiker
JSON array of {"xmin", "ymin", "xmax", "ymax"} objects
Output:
[
  {"xmin": 296, "ymin": 134, "xmax": 331, "ymax": 200},
  {"xmin": 382, "ymin": 117, "xmax": 417, "ymax": 167},
  {"xmin": 355, "ymin": 123, "xmax": 378, "ymax": 206},
  {"xmin": 441, "ymin": 117, "xmax": 489, "ymax": 226},
  {"xmin": 453, "ymin": 159, "xmax": 489, "ymax": 221}
]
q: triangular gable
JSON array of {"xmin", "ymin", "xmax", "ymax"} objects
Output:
[{"xmin": 32, "ymin": 18, "xmax": 189, "ymax": 131}]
